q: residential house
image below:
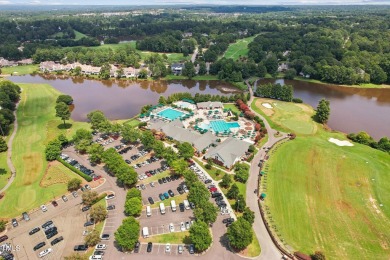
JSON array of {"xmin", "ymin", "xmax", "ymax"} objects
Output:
[
  {"xmin": 277, "ymin": 63, "xmax": 289, "ymax": 72},
  {"xmin": 204, "ymin": 137, "xmax": 250, "ymax": 169},
  {"xmin": 171, "ymin": 63, "xmax": 184, "ymax": 75}
]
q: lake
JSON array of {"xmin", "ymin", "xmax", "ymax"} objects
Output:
[
  {"xmin": 9, "ymin": 74, "xmax": 239, "ymax": 122},
  {"xmin": 257, "ymin": 79, "xmax": 390, "ymax": 140}
]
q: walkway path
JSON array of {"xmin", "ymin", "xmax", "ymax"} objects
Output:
[
  {"xmin": 191, "ymin": 47, "xmax": 198, "ymax": 63},
  {"xmin": 245, "ymin": 80, "xmax": 290, "ymax": 260},
  {"xmin": 0, "ymin": 102, "xmax": 19, "ymax": 194}
]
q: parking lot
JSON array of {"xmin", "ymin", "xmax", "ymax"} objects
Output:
[
  {"xmin": 140, "ymin": 175, "xmax": 184, "ymax": 205},
  {"xmin": 136, "ymin": 243, "xmax": 195, "ymax": 256}
]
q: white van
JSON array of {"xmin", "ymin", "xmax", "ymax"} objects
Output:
[
  {"xmin": 142, "ymin": 227, "xmax": 149, "ymax": 238},
  {"xmin": 159, "ymin": 203, "xmax": 166, "ymax": 214},
  {"xmin": 146, "ymin": 206, "xmax": 151, "ymax": 217},
  {"xmin": 183, "ymin": 200, "xmax": 190, "ymax": 210},
  {"xmin": 170, "ymin": 200, "xmax": 177, "ymax": 212}
]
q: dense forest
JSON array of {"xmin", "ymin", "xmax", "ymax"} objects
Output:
[{"xmin": 1, "ymin": 6, "xmax": 390, "ymax": 85}]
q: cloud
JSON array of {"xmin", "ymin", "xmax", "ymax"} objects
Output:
[{"xmin": 0, "ymin": 0, "xmax": 11, "ymax": 4}]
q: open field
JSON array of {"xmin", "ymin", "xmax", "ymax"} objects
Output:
[
  {"xmin": 74, "ymin": 30, "xmax": 87, "ymax": 40},
  {"xmin": 224, "ymin": 36, "xmax": 256, "ymax": 60},
  {"xmin": 1, "ymin": 64, "xmax": 39, "ymax": 76},
  {"xmin": 261, "ymin": 99, "xmax": 390, "ymax": 259},
  {"xmin": 0, "ymin": 83, "xmax": 89, "ymax": 218},
  {"xmin": 223, "ymin": 104, "xmax": 240, "ymax": 114}
]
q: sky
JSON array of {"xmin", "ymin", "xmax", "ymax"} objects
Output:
[{"xmin": 0, "ymin": 0, "xmax": 389, "ymax": 5}]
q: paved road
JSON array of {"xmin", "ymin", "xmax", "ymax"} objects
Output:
[
  {"xmin": 0, "ymin": 102, "xmax": 19, "ymax": 194},
  {"xmin": 245, "ymin": 80, "xmax": 289, "ymax": 260},
  {"xmin": 191, "ymin": 47, "xmax": 198, "ymax": 63}
]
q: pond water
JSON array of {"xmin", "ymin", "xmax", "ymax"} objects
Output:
[
  {"xmin": 257, "ymin": 79, "xmax": 390, "ymax": 139},
  {"xmin": 9, "ymin": 74, "xmax": 239, "ymax": 122}
]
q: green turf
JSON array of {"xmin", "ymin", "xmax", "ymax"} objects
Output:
[
  {"xmin": 246, "ymin": 228, "xmax": 261, "ymax": 257},
  {"xmin": 193, "ymin": 158, "xmax": 226, "ymax": 181},
  {"xmin": 1, "ymin": 65, "xmax": 39, "ymax": 76},
  {"xmin": 223, "ymin": 104, "xmax": 240, "ymax": 114},
  {"xmin": 142, "ymin": 231, "xmax": 190, "ymax": 244},
  {"xmin": 123, "ymin": 118, "xmax": 141, "ymax": 128},
  {"xmin": 74, "ymin": 30, "xmax": 88, "ymax": 40},
  {"xmin": 262, "ymin": 101, "xmax": 390, "ymax": 258},
  {"xmin": 224, "ymin": 36, "xmax": 256, "ymax": 60},
  {"xmin": 0, "ymin": 83, "xmax": 88, "ymax": 218}
]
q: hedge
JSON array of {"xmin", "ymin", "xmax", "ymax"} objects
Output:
[
  {"xmin": 92, "ymin": 193, "xmax": 107, "ymax": 205},
  {"xmin": 57, "ymin": 157, "xmax": 93, "ymax": 182}
]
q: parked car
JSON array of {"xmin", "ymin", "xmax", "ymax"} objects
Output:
[
  {"xmin": 46, "ymin": 230, "xmax": 58, "ymax": 239},
  {"xmin": 0, "ymin": 235, "xmax": 8, "ymax": 242},
  {"xmin": 22, "ymin": 212, "xmax": 30, "ymax": 221},
  {"xmin": 101, "ymin": 234, "xmax": 110, "ymax": 240},
  {"xmin": 134, "ymin": 241, "xmax": 140, "ymax": 253},
  {"xmin": 158, "ymin": 193, "xmax": 165, "ymax": 201},
  {"xmin": 95, "ymin": 244, "xmax": 107, "ymax": 250},
  {"xmin": 177, "ymin": 186, "xmax": 184, "ymax": 194},
  {"xmin": 11, "ymin": 218, "xmax": 18, "ymax": 227},
  {"xmin": 42, "ymin": 220, "xmax": 53, "ymax": 229},
  {"xmin": 178, "ymin": 244, "xmax": 184, "ymax": 254},
  {"xmin": 106, "ymin": 194, "xmax": 115, "ymax": 200},
  {"xmin": 29, "ymin": 227, "xmax": 40, "ymax": 235},
  {"xmin": 38, "ymin": 248, "xmax": 52, "ymax": 258},
  {"xmin": 94, "ymin": 251, "xmax": 105, "ymax": 256},
  {"xmin": 33, "ymin": 242, "xmax": 46, "ymax": 251},
  {"xmin": 185, "ymin": 221, "xmax": 190, "ymax": 230},
  {"xmin": 189, "ymin": 244, "xmax": 195, "ymax": 254},
  {"xmin": 147, "ymin": 242, "xmax": 153, "ymax": 253},
  {"xmin": 51, "ymin": 201, "xmax": 58, "ymax": 207},
  {"xmin": 74, "ymin": 244, "xmax": 88, "ymax": 251},
  {"xmin": 169, "ymin": 223, "xmax": 174, "ymax": 232},
  {"xmin": 165, "ymin": 243, "xmax": 171, "ymax": 253},
  {"xmin": 72, "ymin": 191, "xmax": 78, "ymax": 198},
  {"xmin": 163, "ymin": 192, "xmax": 169, "ymax": 199},
  {"xmin": 148, "ymin": 197, "xmax": 155, "ymax": 204},
  {"xmin": 84, "ymin": 221, "xmax": 94, "ymax": 227},
  {"xmin": 168, "ymin": 189, "xmax": 175, "ymax": 197},
  {"xmin": 51, "ymin": 236, "xmax": 64, "ymax": 246},
  {"xmin": 179, "ymin": 203, "xmax": 185, "ymax": 212},
  {"xmin": 180, "ymin": 222, "xmax": 185, "ymax": 231},
  {"xmin": 107, "ymin": 205, "xmax": 115, "ymax": 210},
  {"xmin": 85, "ymin": 184, "xmax": 91, "ymax": 190},
  {"xmin": 158, "ymin": 179, "xmax": 163, "ymax": 184},
  {"xmin": 211, "ymin": 192, "xmax": 222, "ymax": 198},
  {"xmin": 189, "ymin": 202, "xmax": 195, "ymax": 209},
  {"xmin": 62, "ymin": 195, "xmax": 68, "ymax": 202},
  {"xmin": 40, "ymin": 205, "xmax": 48, "ymax": 212},
  {"xmin": 82, "ymin": 206, "xmax": 90, "ymax": 212}
]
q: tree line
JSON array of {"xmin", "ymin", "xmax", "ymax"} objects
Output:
[
  {"xmin": 255, "ymin": 83, "xmax": 294, "ymax": 102},
  {"xmin": 348, "ymin": 132, "xmax": 390, "ymax": 153},
  {"xmin": 0, "ymin": 81, "xmax": 21, "ymax": 138}
]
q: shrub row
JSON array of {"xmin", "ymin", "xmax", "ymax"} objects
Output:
[{"xmin": 57, "ymin": 157, "xmax": 93, "ymax": 182}]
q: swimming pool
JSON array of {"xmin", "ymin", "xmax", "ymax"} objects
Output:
[
  {"xmin": 199, "ymin": 120, "xmax": 240, "ymax": 133},
  {"xmin": 157, "ymin": 108, "xmax": 185, "ymax": 121}
]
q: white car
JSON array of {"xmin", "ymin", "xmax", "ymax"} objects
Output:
[
  {"xmin": 95, "ymin": 244, "xmax": 107, "ymax": 250},
  {"xmin": 180, "ymin": 222, "xmax": 185, "ymax": 231},
  {"xmin": 169, "ymin": 223, "xmax": 174, "ymax": 232},
  {"xmin": 39, "ymin": 248, "xmax": 52, "ymax": 258},
  {"xmin": 165, "ymin": 243, "xmax": 171, "ymax": 253},
  {"xmin": 40, "ymin": 205, "xmax": 47, "ymax": 212},
  {"xmin": 106, "ymin": 194, "xmax": 115, "ymax": 200}
]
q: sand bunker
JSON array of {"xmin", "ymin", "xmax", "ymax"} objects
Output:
[
  {"xmin": 262, "ymin": 103, "xmax": 272, "ymax": 109},
  {"xmin": 328, "ymin": 138, "xmax": 354, "ymax": 147}
]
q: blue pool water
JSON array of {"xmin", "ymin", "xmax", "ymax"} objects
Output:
[
  {"xmin": 200, "ymin": 120, "xmax": 240, "ymax": 132},
  {"xmin": 157, "ymin": 108, "xmax": 185, "ymax": 121}
]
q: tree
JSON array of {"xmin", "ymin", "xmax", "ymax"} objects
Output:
[
  {"xmin": 125, "ymin": 197, "xmax": 142, "ymax": 216},
  {"xmin": 242, "ymin": 207, "xmax": 255, "ymax": 224},
  {"xmin": 227, "ymin": 217, "xmax": 253, "ymax": 250},
  {"xmin": 311, "ymin": 251, "xmax": 326, "ymax": 260},
  {"xmin": 0, "ymin": 138, "xmax": 8, "ymax": 152},
  {"xmin": 315, "ymin": 98, "xmax": 330, "ymax": 124},
  {"xmin": 171, "ymin": 158, "xmax": 188, "ymax": 174},
  {"xmin": 64, "ymin": 253, "xmax": 88, "ymax": 260},
  {"xmin": 220, "ymin": 174, "xmax": 232, "ymax": 188},
  {"xmin": 189, "ymin": 221, "xmax": 212, "ymax": 252},
  {"xmin": 158, "ymin": 96, "xmax": 167, "ymax": 105},
  {"xmin": 57, "ymin": 134, "xmax": 68, "ymax": 146},
  {"xmin": 177, "ymin": 142, "xmax": 194, "ymax": 159},
  {"xmin": 82, "ymin": 191, "xmax": 98, "ymax": 206},
  {"xmin": 90, "ymin": 204, "xmax": 108, "ymax": 222},
  {"xmin": 182, "ymin": 61, "xmax": 197, "ymax": 79},
  {"xmin": 126, "ymin": 188, "xmax": 141, "ymax": 200},
  {"xmin": 55, "ymin": 102, "xmax": 71, "ymax": 126},
  {"xmin": 84, "ymin": 230, "xmax": 100, "ymax": 246},
  {"xmin": 138, "ymin": 69, "xmax": 148, "ymax": 79},
  {"xmin": 235, "ymin": 194, "xmax": 246, "ymax": 212},
  {"xmin": 88, "ymin": 143, "xmax": 104, "ymax": 164},
  {"xmin": 73, "ymin": 129, "xmax": 92, "ymax": 144},
  {"xmin": 75, "ymin": 139, "xmax": 92, "ymax": 154},
  {"xmin": 116, "ymin": 167, "xmax": 138, "ymax": 187},
  {"xmin": 188, "ymin": 182, "xmax": 209, "ymax": 206},
  {"xmin": 56, "ymin": 94, "xmax": 73, "ymax": 105},
  {"xmin": 152, "ymin": 140, "xmax": 165, "ymax": 158},
  {"xmin": 45, "ymin": 139, "xmax": 61, "ymax": 161},
  {"xmin": 140, "ymin": 131, "xmax": 155, "ymax": 149},
  {"xmin": 115, "ymin": 217, "xmax": 140, "ymax": 251},
  {"xmin": 227, "ymin": 183, "xmax": 239, "ymax": 200},
  {"xmin": 99, "ymin": 63, "xmax": 110, "ymax": 79},
  {"xmin": 248, "ymin": 145, "xmax": 255, "ymax": 153},
  {"xmin": 198, "ymin": 61, "xmax": 207, "ymax": 75},
  {"xmin": 194, "ymin": 201, "xmax": 218, "ymax": 224},
  {"xmin": 67, "ymin": 178, "xmax": 82, "ymax": 191},
  {"xmin": 0, "ymin": 220, "xmax": 6, "ymax": 232},
  {"xmin": 284, "ymin": 68, "xmax": 297, "ymax": 80},
  {"xmin": 121, "ymin": 124, "xmax": 140, "ymax": 143}
]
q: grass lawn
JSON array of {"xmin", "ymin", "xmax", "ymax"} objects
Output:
[
  {"xmin": 223, "ymin": 104, "xmax": 240, "ymax": 114},
  {"xmin": 0, "ymin": 125, "xmax": 13, "ymax": 190},
  {"xmin": 0, "ymin": 83, "xmax": 89, "ymax": 218},
  {"xmin": 193, "ymin": 158, "xmax": 226, "ymax": 181},
  {"xmin": 1, "ymin": 64, "xmax": 39, "ymax": 76},
  {"xmin": 163, "ymin": 74, "xmax": 218, "ymax": 81},
  {"xmin": 236, "ymin": 227, "xmax": 261, "ymax": 257},
  {"xmin": 74, "ymin": 30, "xmax": 87, "ymax": 40},
  {"xmin": 224, "ymin": 36, "xmax": 256, "ymax": 60},
  {"xmin": 90, "ymin": 41, "xmax": 134, "ymax": 51},
  {"xmin": 261, "ymin": 99, "xmax": 390, "ymax": 259},
  {"xmin": 139, "ymin": 170, "xmax": 171, "ymax": 184},
  {"xmin": 150, "ymin": 193, "xmax": 188, "ymax": 209},
  {"xmin": 123, "ymin": 117, "xmax": 141, "ymax": 128},
  {"xmin": 141, "ymin": 231, "xmax": 190, "ymax": 244},
  {"xmin": 139, "ymin": 51, "xmax": 189, "ymax": 63}
]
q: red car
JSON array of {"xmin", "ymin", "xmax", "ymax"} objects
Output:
[
  {"xmin": 93, "ymin": 175, "xmax": 102, "ymax": 181},
  {"xmin": 146, "ymin": 172, "xmax": 152, "ymax": 177},
  {"xmin": 209, "ymin": 187, "xmax": 218, "ymax": 192}
]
